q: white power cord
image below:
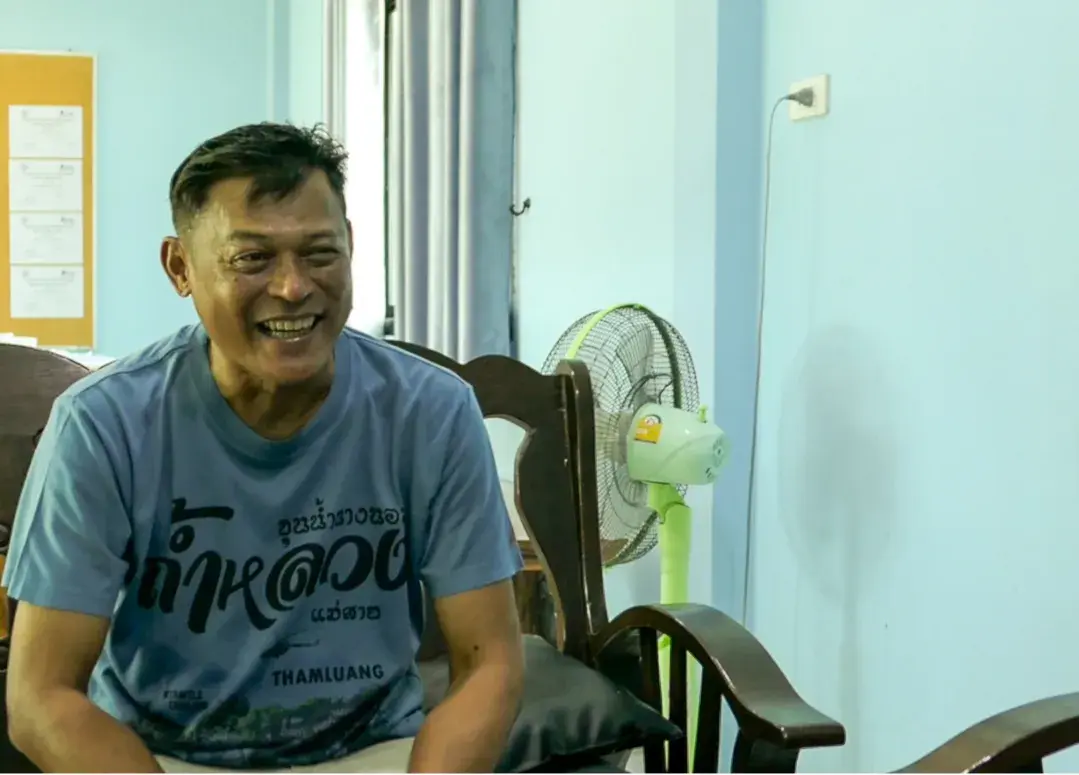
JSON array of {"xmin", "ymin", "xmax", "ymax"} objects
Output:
[{"xmin": 738, "ymin": 87, "xmax": 814, "ymax": 627}]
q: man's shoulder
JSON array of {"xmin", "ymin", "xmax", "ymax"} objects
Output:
[
  {"xmin": 58, "ymin": 324, "xmax": 201, "ymax": 418},
  {"xmin": 340, "ymin": 328, "xmax": 472, "ymax": 406}
]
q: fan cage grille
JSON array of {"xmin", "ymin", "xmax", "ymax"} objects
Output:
[{"xmin": 542, "ymin": 306, "xmax": 699, "ymax": 566}]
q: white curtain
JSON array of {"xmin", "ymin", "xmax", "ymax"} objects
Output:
[{"xmin": 386, "ymin": 0, "xmax": 516, "ymax": 360}]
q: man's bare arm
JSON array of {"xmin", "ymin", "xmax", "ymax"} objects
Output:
[
  {"xmin": 7, "ymin": 602, "xmax": 162, "ymax": 773},
  {"xmin": 408, "ymin": 579, "xmax": 524, "ymax": 773}
]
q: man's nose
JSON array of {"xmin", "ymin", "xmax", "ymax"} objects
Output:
[{"xmin": 268, "ymin": 255, "xmax": 313, "ymax": 302}]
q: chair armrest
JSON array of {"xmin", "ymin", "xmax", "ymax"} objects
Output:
[
  {"xmin": 896, "ymin": 692, "xmax": 1079, "ymax": 773},
  {"xmin": 592, "ymin": 603, "xmax": 845, "ymax": 751}
]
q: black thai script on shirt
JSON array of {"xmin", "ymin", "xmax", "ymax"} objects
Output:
[
  {"xmin": 125, "ymin": 498, "xmax": 410, "ymax": 635},
  {"xmin": 278, "ymin": 499, "xmax": 403, "ymax": 546}
]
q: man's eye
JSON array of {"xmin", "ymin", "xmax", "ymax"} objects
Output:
[
  {"xmin": 305, "ymin": 250, "xmax": 341, "ymax": 265},
  {"xmin": 234, "ymin": 252, "xmax": 271, "ymax": 266}
]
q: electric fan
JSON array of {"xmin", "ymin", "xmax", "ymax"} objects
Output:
[{"xmin": 541, "ymin": 303, "xmax": 731, "ymax": 728}]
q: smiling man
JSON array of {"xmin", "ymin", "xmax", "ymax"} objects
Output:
[{"xmin": 3, "ymin": 123, "xmax": 524, "ymax": 772}]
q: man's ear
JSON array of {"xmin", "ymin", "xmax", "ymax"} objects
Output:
[
  {"xmin": 345, "ymin": 219, "xmax": 354, "ymax": 259},
  {"xmin": 161, "ymin": 237, "xmax": 191, "ymax": 298}
]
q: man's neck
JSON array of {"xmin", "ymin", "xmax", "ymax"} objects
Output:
[{"xmin": 209, "ymin": 349, "xmax": 334, "ymax": 440}]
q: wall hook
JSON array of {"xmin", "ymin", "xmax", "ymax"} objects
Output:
[{"xmin": 510, "ymin": 197, "xmax": 531, "ymax": 216}]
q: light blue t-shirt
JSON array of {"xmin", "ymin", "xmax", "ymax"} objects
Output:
[{"xmin": 3, "ymin": 325, "xmax": 522, "ymax": 768}]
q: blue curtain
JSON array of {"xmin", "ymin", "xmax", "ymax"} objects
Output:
[{"xmin": 386, "ymin": 0, "xmax": 516, "ymax": 360}]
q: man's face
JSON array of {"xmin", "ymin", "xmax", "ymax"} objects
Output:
[{"xmin": 162, "ymin": 171, "xmax": 353, "ymax": 386}]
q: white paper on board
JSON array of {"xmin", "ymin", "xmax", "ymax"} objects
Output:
[
  {"xmin": 8, "ymin": 105, "xmax": 83, "ymax": 159},
  {"xmin": 8, "ymin": 160, "xmax": 83, "ymax": 212},
  {"xmin": 48, "ymin": 349, "xmax": 113, "ymax": 369},
  {"xmin": 10, "ymin": 266, "xmax": 84, "ymax": 319},
  {"xmin": 9, "ymin": 213, "xmax": 83, "ymax": 265},
  {"xmin": 0, "ymin": 332, "xmax": 38, "ymax": 347}
]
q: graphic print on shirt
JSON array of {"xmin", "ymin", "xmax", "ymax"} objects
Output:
[{"xmin": 121, "ymin": 495, "xmax": 413, "ymax": 762}]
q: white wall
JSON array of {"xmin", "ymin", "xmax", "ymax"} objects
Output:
[{"xmin": 514, "ymin": 0, "xmax": 720, "ymax": 613}]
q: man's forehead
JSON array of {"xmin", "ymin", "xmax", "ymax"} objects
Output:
[
  {"xmin": 194, "ymin": 174, "xmax": 346, "ymax": 242},
  {"xmin": 208, "ymin": 173, "xmax": 340, "ymax": 214}
]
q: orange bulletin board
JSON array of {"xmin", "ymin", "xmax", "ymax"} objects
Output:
[{"xmin": 0, "ymin": 51, "xmax": 94, "ymax": 347}]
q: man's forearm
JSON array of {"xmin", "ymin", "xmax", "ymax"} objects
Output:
[
  {"xmin": 12, "ymin": 688, "xmax": 162, "ymax": 773},
  {"xmin": 408, "ymin": 663, "xmax": 522, "ymax": 773}
]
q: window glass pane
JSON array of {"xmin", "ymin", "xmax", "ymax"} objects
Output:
[{"xmin": 344, "ymin": 0, "xmax": 386, "ymax": 336}]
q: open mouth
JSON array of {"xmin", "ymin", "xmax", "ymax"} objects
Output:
[{"xmin": 256, "ymin": 315, "xmax": 323, "ymax": 341}]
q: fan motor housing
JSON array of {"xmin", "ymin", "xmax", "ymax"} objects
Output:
[{"xmin": 625, "ymin": 403, "xmax": 730, "ymax": 486}]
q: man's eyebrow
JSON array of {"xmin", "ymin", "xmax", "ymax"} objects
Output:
[
  {"xmin": 226, "ymin": 229, "xmax": 341, "ymax": 244},
  {"xmin": 226, "ymin": 229, "xmax": 274, "ymax": 244},
  {"xmin": 299, "ymin": 230, "xmax": 342, "ymax": 244}
]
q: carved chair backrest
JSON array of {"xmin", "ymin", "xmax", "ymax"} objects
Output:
[
  {"xmin": 388, "ymin": 344, "xmax": 609, "ymax": 661},
  {"xmin": 0, "ymin": 344, "xmax": 90, "ymax": 652}
]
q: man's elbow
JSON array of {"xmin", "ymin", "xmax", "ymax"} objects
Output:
[
  {"xmin": 495, "ymin": 646, "xmax": 525, "ymax": 712},
  {"xmin": 7, "ymin": 687, "xmax": 42, "ymax": 757},
  {"xmin": 460, "ymin": 646, "xmax": 524, "ymax": 710},
  {"xmin": 507, "ymin": 671, "xmax": 524, "ymax": 719},
  {"xmin": 7, "ymin": 682, "xmax": 73, "ymax": 759}
]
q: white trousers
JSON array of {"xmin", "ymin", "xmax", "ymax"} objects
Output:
[{"xmin": 157, "ymin": 736, "xmax": 415, "ymax": 773}]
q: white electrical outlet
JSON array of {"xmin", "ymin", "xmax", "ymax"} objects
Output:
[{"xmin": 789, "ymin": 74, "xmax": 830, "ymax": 121}]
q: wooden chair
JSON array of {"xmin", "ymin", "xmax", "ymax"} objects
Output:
[
  {"xmin": 895, "ymin": 693, "xmax": 1079, "ymax": 773},
  {"xmin": 0, "ymin": 341, "xmax": 1076, "ymax": 773},
  {"xmin": 0, "ymin": 343, "xmax": 90, "ymax": 773},
  {"xmin": 391, "ymin": 343, "xmax": 1079, "ymax": 774},
  {"xmin": 394, "ymin": 342, "xmax": 845, "ymax": 772}
]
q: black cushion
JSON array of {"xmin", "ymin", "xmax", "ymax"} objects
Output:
[{"xmin": 419, "ymin": 635, "xmax": 681, "ymax": 772}]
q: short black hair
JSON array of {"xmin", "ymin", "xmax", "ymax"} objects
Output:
[{"xmin": 169, "ymin": 122, "xmax": 348, "ymax": 232}]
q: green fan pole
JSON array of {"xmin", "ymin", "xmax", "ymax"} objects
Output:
[{"xmin": 651, "ymin": 485, "xmax": 699, "ymax": 765}]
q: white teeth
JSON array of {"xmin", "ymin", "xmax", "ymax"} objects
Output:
[
  {"xmin": 260, "ymin": 316, "xmax": 318, "ymax": 339},
  {"xmin": 263, "ymin": 316, "xmax": 316, "ymax": 333}
]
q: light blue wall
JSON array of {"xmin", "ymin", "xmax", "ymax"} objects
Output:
[
  {"xmin": 285, "ymin": 0, "xmax": 324, "ymax": 127},
  {"xmin": 711, "ymin": 0, "xmax": 763, "ymax": 625},
  {"xmin": 753, "ymin": 0, "xmax": 1079, "ymax": 770},
  {"xmin": 0, "ymin": 0, "xmax": 309, "ymax": 357},
  {"xmin": 513, "ymin": 0, "xmax": 764, "ymax": 623},
  {"xmin": 514, "ymin": 0, "xmax": 721, "ymax": 613}
]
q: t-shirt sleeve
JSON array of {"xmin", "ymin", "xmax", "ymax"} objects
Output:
[
  {"xmin": 2, "ymin": 396, "xmax": 131, "ymax": 619},
  {"xmin": 419, "ymin": 386, "xmax": 523, "ymax": 599}
]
